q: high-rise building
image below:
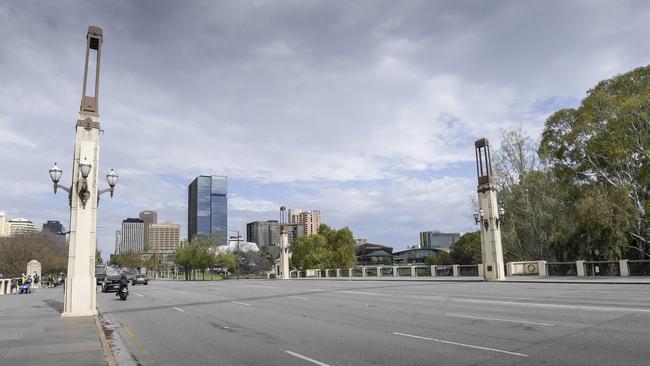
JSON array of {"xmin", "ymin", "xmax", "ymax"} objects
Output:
[
  {"xmin": 419, "ymin": 230, "xmax": 460, "ymax": 250},
  {"xmin": 8, "ymin": 218, "xmax": 37, "ymax": 236},
  {"xmin": 139, "ymin": 210, "xmax": 158, "ymax": 249},
  {"xmin": 0, "ymin": 212, "xmax": 9, "ymax": 237},
  {"xmin": 120, "ymin": 218, "xmax": 145, "ymax": 253},
  {"xmin": 289, "ymin": 209, "xmax": 321, "ymax": 236},
  {"xmin": 42, "ymin": 220, "xmax": 65, "ymax": 235},
  {"xmin": 148, "ymin": 221, "xmax": 181, "ymax": 255},
  {"xmin": 246, "ymin": 220, "xmax": 305, "ymax": 249},
  {"xmin": 188, "ymin": 175, "xmax": 228, "ymax": 244},
  {"xmin": 114, "ymin": 230, "xmax": 121, "ymax": 255}
]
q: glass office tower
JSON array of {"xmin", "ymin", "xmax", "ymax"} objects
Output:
[{"xmin": 188, "ymin": 175, "xmax": 228, "ymax": 244}]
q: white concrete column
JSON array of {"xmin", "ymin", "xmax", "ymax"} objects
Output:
[
  {"xmin": 452, "ymin": 265, "xmax": 460, "ymax": 277},
  {"xmin": 619, "ymin": 259, "xmax": 629, "ymax": 276},
  {"xmin": 537, "ymin": 261, "xmax": 548, "ymax": 276},
  {"xmin": 576, "ymin": 260, "xmax": 585, "ymax": 276},
  {"xmin": 377, "ymin": 266, "xmax": 381, "ymax": 277},
  {"xmin": 0, "ymin": 279, "xmax": 5, "ymax": 295},
  {"xmin": 348, "ymin": 268, "xmax": 353, "ymax": 277},
  {"xmin": 362, "ymin": 268, "xmax": 367, "ymax": 277},
  {"xmin": 506, "ymin": 262, "xmax": 514, "ymax": 276},
  {"xmin": 393, "ymin": 266, "xmax": 398, "ymax": 277},
  {"xmin": 411, "ymin": 266, "xmax": 417, "ymax": 277},
  {"xmin": 63, "ymin": 112, "xmax": 102, "ymax": 317},
  {"xmin": 431, "ymin": 265, "xmax": 437, "ymax": 277},
  {"xmin": 279, "ymin": 231, "xmax": 290, "ymax": 280},
  {"xmin": 477, "ymin": 264, "xmax": 484, "ymax": 278},
  {"xmin": 325, "ymin": 269, "xmax": 329, "ymax": 278},
  {"xmin": 336, "ymin": 269, "xmax": 341, "ymax": 277}
]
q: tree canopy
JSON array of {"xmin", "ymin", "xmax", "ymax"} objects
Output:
[
  {"xmin": 495, "ymin": 65, "xmax": 650, "ymax": 261},
  {"xmin": 290, "ymin": 224, "xmax": 357, "ymax": 269}
]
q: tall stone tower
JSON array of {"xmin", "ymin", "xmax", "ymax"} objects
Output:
[
  {"xmin": 279, "ymin": 206, "xmax": 290, "ymax": 280},
  {"xmin": 63, "ymin": 26, "xmax": 104, "ymax": 317},
  {"xmin": 475, "ymin": 138, "xmax": 505, "ymax": 281}
]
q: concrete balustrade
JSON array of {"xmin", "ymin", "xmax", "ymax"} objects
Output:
[
  {"xmin": 273, "ymin": 259, "xmax": 643, "ymax": 281},
  {"xmin": 620, "ymin": 260, "xmax": 629, "ymax": 276}
]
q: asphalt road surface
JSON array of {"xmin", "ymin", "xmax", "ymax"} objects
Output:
[{"xmin": 97, "ymin": 279, "xmax": 650, "ymax": 366}]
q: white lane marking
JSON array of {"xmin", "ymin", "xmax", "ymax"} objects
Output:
[
  {"xmin": 447, "ymin": 313, "xmax": 554, "ymax": 327},
  {"xmin": 239, "ymin": 284, "xmax": 279, "ymax": 289},
  {"xmin": 287, "ymin": 296, "xmax": 310, "ymax": 300},
  {"xmin": 285, "ymin": 350, "xmax": 330, "ymax": 366},
  {"xmin": 393, "ymin": 332, "xmax": 528, "ymax": 358},
  {"xmin": 173, "ymin": 307, "xmax": 185, "ymax": 313},
  {"xmin": 232, "ymin": 301, "xmax": 251, "ymax": 306},
  {"xmin": 134, "ymin": 293, "xmax": 144, "ymax": 297},
  {"xmin": 452, "ymin": 298, "xmax": 650, "ymax": 313},
  {"xmin": 337, "ymin": 290, "xmax": 381, "ymax": 296}
]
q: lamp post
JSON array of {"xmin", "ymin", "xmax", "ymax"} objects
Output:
[
  {"xmin": 474, "ymin": 138, "xmax": 505, "ymax": 281},
  {"xmin": 50, "ymin": 26, "xmax": 119, "ymax": 317},
  {"xmin": 228, "ymin": 229, "xmax": 242, "ymax": 280}
]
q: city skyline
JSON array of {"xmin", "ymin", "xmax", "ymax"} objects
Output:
[{"xmin": 2, "ymin": 2, "xmax": 650, "ymax": 258}]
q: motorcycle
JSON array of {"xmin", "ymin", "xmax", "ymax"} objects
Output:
[{"xmin": 117, "ymin": 286, "xmax": 128, "ymax": 301}]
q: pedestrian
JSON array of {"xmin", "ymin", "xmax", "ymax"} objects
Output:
[
  {"xmin": 20, "ymin": 273, "xmax": 26, "ymax": 285},
  {"xmin": 10, "ymin": 278, "xmax": 17, "ymax": 294}
]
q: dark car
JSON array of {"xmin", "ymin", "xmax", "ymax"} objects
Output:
[
  {"xmin": 132, "ymin": 274, "xmax": 149, "ymax": 285},
  {"xmin": 96, "ymin": 272, "xmax": 107, "ymax": 285},
  {"xmin": 101, "ymin": 275, "xmax": 121, "ymax": 292}
]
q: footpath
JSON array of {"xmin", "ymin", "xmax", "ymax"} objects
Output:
[{"xmin": 0, "ymin": 287, "xmax": 109, "ymax": 366}]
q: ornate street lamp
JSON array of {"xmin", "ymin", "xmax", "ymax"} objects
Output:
[{"xmin": 49, "ymin": 161, "xmax": 118, "ymax": 208}]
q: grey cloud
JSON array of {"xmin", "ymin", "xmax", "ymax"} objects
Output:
[{"xmin": 2, "ymin": 1, "xmax": 650, "ymax": 253}]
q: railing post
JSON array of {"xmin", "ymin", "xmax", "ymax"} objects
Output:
[
  {"xmin": 537, "ymin": 261, "xmax": 548, "ymax": 276},
  {"xmin": 431, "ymin": 265, "xmax": 437, "ymax": 277},
  {"xmin": 393, "ymin": 266, "xmax": 398, "ymax": 277},
  {"xmin": 348, "ymin": 268, "xmax": 353, "ymax": 278},
  {"xmin": 506, "ymin": 262, "xmax": 514, "ymax": 276},
  {"xmin": 325, "ymin": 269, "xmax": 329, "ymax": 278},
  {"xmin": 576, "ymin": 260, "xmax": 585, "ymax": 276},
  {"xmin": 336, "ymin": 269, "xmax": 341, "ymax": 277},
  {"xmin": 452, "ymin": 265, "xmax": 460, "ymax": 277},
  {"xmin": 619, "ymin": 259, "xmax": 629, "ymax": 276},
  {"xmin": 411, "ymin": 266, "xmax": 417, "ymax": 277},
  {"xmin": 0, "ymin": 279, "xmax": 5, "ymax": 295},
  {"xmin": 377, "ymin": 266, "xmax": 381, "ymax": 277},
  {"xmin": 362, "ymin": 268, "xmax": 367, "ymax": 277}
]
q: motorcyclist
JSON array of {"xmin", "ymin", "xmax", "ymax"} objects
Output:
[{"xmin": 116, "ymin": 274, "xmax": 129, "ymax": 297}]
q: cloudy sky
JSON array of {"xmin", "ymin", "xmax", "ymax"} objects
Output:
[{"xmin": 1, "ymin": 1, "xmax": 649, "ymax": 259}]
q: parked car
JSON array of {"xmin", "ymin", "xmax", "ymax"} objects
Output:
[
  {"xmin": 101, "ymin": 275, "xmax": 121, "ymax": 292},
  {"xmin": 132, "ymin": 274, "xmax": 149, "ymax": 285}
]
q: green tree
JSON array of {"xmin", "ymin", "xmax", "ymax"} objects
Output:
[
  {"xmin": 290, "ymin": 225, "xmax": 357, "ymax": 269},
  {"xmin": 540, "ymin": 65, "xmax": 650, "ymax": 259},
  {"xmin": 425, "ymin": 251, "xmax": 453, "ymax": 265},
  {"xmin": 214, "ymin": 251, "xmax": 237, "ymax": 273},
  {"xmin": 450, "ymin": 232, "xmax": 482, "ymax": 265}
]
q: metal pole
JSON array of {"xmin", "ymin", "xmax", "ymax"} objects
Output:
[{"xmin": 237, "ymin": 230, "xmax": 240, "ymax": 280}]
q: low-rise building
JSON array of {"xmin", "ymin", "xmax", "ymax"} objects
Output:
[
  {"xmin": 356, "ymin": 243, "xmax": 394, "ymax": 265},
  {"xmin": 8, "ymin": 218, "xmax": 37, "ymax": 236}
]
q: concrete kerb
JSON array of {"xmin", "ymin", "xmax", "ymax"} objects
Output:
[{"xmin": 95, "ymin": 314, "xmax": 118, "ymax": 366}]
